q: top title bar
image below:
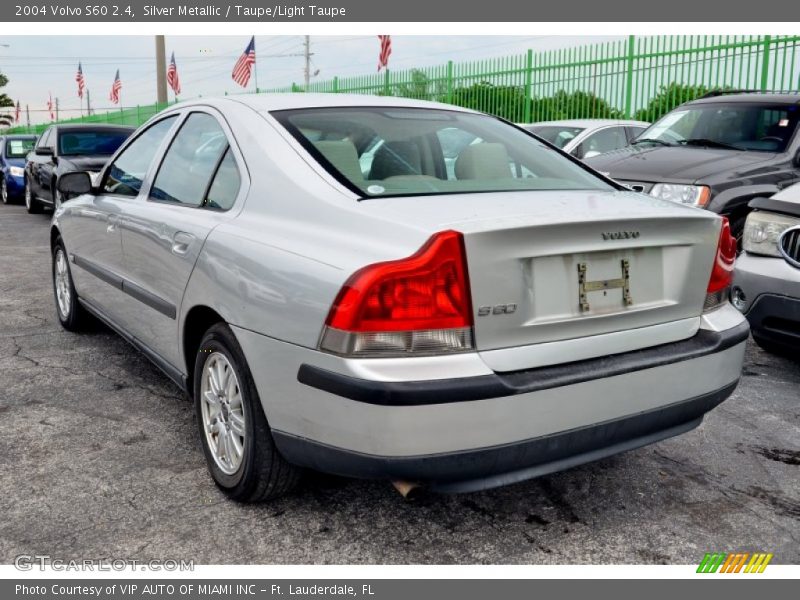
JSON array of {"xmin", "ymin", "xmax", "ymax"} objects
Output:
[{"xmin": 3, "ymin": 0, "xmax": 800, "ymax": 22}]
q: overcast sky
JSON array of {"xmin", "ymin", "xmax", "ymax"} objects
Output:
[{"xmin": 0, "ymin": 35, "xmax": 624, "ymax": 124}]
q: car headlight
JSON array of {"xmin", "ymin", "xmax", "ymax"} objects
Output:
[
  {"xmin": 650, "ymin": 183, "xmax": 711, "ymax": 207},
  {"xmin": 743, "ymin": 210, "xmax": 800, "ymax": 257},
  {"xmin": 8, "ymin": 166, "xmax": 25, "ymax": 177}
]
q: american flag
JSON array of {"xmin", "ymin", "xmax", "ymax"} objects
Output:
[
  {"xmin": 166, "ymin": 52, "xmax": 181, "ymax": 95},
  {"xmin": 75, "ymin": 62, "xmax": 85, "ymax": 99},
  {"xmin": 377, "ymin": 35, "xmax": 392, "ymax": 71},
  {"xmin": 231, "ymin": 36, "xmax": 256, "ymax": 88},
  {"xmin": 47, "ymin": 93, "xmax": 54, "ymax": 120},
  {"xmin": 14, "ymin": 101, "xmax": 20, "ymax": 123},
  {"xmin": 109, "ymin": 69, "xmax": 122, "ymax": 104}
]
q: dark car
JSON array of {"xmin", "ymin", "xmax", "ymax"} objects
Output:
[
  {"xmin": 24, "ymin": 124, "xmax": 134, "ymax": 213},
  {"xmin": 0, "ymin": 134, "xmax": 37, "ymax": 204},
  {"xmin": 586, "ymin": 92, "xmax": 800, "ymax": 241}
]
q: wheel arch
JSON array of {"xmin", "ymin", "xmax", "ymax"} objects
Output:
[{"xmin": 182, "ymin": 304, "xmax": 227, "ymax": 397}]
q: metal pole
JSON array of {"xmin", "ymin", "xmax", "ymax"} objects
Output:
[
  {"xmin": 624, "ymin": 35, "xmax": 636, "ymax": 118},
  {"xmin": 523, "ymin": 51, "xmax": 533, "ymax": 123},
  {"xmin": 25, "ymin": 104, "xmax": 30, "ymax": 132},
  {"xmin": 304, "ymin": 35, "xmax": 311, "ymax": 90},
  {"xmin": 155, "ymin": 35, "xmax": 168, "ymax": 104},
  {"xmin": 86, "ymin": 89, "xmax": 92, "ymax": 115},
  {"xmin": 55, "ymin": 97, "xmax": 59, "ymax": 121},
  {"xmin": 760, "ymin": 35, "xmax": 772, "ymax": 91}
]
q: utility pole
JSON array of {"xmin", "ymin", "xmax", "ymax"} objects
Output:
[
  {"xmin": 55, "ymin": 97, "xmax": 59, "ymax": 121},
  {"xmin": 25, "ymin": 104, "xmax": 30, "ymax": 130},
  {"xmin": 86, "ymin": 89, "xmax": 92, "ymax": 115},
  {"xmin": 155, "ymin": 35, "xmax": 167, "ymax": 104},
  {"xmin": 303, "ymin": 35, "xmax": 311, "ymax": 90}
]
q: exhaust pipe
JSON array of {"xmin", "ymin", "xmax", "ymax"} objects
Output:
[{"xmin": 391, "ymin": 480, "xmax": 423, "ymax": 499}]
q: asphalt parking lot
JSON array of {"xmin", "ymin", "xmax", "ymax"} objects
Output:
[{"xmin": 0, "ymin": 201, "xmax": 798, "ymax": 565}]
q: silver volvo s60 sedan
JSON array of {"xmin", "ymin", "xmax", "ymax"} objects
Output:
[{"xmin": 50, "ymin": 94, "xmax": 748, "ymax": 502}]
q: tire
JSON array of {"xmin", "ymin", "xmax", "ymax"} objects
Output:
[
  {"xmin": 194, "ymin": 323, "xmax": 301, "ymax": 502},
  {"xmin": 1, "ymin": 177, "xmax": 8, "ymax": 204},
  {"xmin": 25, "ymin": 180, "xmax": 41, "ymax": 214},
  {"xmin": 52, "ymin": 236, "xmax": 88, "ymax": 331}
]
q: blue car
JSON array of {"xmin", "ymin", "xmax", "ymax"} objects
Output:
[{"xmin": 1, "ymin": 134, "xmax": 37, "ymax": 204}]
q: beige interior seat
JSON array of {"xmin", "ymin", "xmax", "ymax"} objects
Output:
[
  {"xmin": 455, "ymin": 143, "xmax": 511, "ymax": 180},
  {"xmin": 314, "ymin": 140, "xmax": 364, "ymax": 182}
]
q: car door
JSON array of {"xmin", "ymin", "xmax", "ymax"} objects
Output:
[
  {"xmin": 573, "ymin": 126, "xmax": 629, "ymax": 159},
  {"xmin": 29, "ymin": 127, "xmax": 53, "ymax": 200},
  {"xmin": 62, "ymin": 115, "xmax": 179, "ymax": 326},
  {"xmin": 117, "ymin": 109, "xmax": 246, "ymax": 368}
]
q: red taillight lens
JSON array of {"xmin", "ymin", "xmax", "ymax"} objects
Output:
[
  {"xmin": 707, "ymin": 217, "xmax": 737, "ymax": 294},
  {"xmin": 321, "ymin": 231, "xmax": 474, "ymax": 356}
]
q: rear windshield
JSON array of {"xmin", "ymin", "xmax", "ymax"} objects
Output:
[
  {"xmin": 271, "ymin": 107, "xmax": 614, "ymax": 199},
  {"xmin": 527, "ymin": 125, "xmax": 585, "ymax": 149},
  {"xmin": 58, "ymin": 130, "xmax": 130, "ymax": 156},
  {"xmin": 4, "ymin": 138, "xmax": 35, "ymax": 158}
]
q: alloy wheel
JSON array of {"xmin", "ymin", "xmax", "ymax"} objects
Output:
[
  {"xmin": 200, "ymin": 352, "xmax": 246, "ymax": 475},
  {"xmin": 54, "ymin": 248, "xmax": 72, "ymax": 319},
  {"xmin": 1, "ymin": 178, "xmax": 7, "ymax": 204}
]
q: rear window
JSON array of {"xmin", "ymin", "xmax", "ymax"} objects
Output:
[
  {"xmin": 271, "ymin": 107, "xmax": 613, "ymax": 199},
  {"xmin": 58, "ymin": 130, "xmax": 131, "ymax": 156},
  {"xmin": 4, "ymin": 138, "xmax": 35, "ymax": 158}
]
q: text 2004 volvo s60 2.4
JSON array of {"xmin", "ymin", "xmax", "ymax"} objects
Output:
[{"xmin": 50, "ymin": 95, "xmax": 747, "ymax": 502}]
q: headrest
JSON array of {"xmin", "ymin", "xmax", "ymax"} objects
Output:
[
  {"xmin": 314, "ymin": 140, "xmax": 364, "ymax": 182},
  {"xmin": 455, "ymin": 143, "xmax": 510, "ymax": 180}
]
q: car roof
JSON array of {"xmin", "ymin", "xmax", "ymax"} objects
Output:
[
  {"xmin": 54, "ymin": 123, "xmax": 135, "ymax": 132},
  {"xmin": 685, "ymin": 92, "xmax": 800, "ymax": 106},
  {"xmin": 171, "ymin": 93, "xmax": 482, "ymax": 114},
  {"xmin": 522, "ymin": 119, "xmax": 650, "ymax": 128}
]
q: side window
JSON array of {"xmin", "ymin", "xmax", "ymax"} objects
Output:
[
  {"xmin": 578, "ymin": 127, "xmax": 628, "ymax": 158},
  {"xmin": 37, "ymin": 128, "xmax": 53, "ymax": 150},
  {"xmin": 205, "ymin": 148, "xmax": 241, "ymax": 211},
  {"xmin": 150, "ymin": 113, "xmax": 228, "ymax": 207},
  {"xmin": 102, "ymin": 116, "xmax": 177, "ymax": 197}
]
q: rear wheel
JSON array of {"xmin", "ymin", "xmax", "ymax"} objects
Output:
[
  {"xmin": 194, "ymin": 323, "xmax": 301, "ymax": 502},
  {"xmin": 25, "ymin": 181, "xmax": 41, "ymax": 214},
  {"xmin": 52, "ymin": 237, "xmax": 88, "ymax": 331}
]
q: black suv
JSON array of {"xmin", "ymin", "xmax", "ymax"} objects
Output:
[{"xmin": 586, "ymin": 92, "xmax": 800, "ymax": 240}]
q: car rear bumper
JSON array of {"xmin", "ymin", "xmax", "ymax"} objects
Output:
[
  {"xmin": 233, "ymin": 312, "xmax": 748, "ymax": 489},
  {"xmin": 273, "ymin": 381, "xmax": 736, "ymax": 492},
  {"xmin": 733, "ymin": 252, "xmax": 800, "ymax": 350}
]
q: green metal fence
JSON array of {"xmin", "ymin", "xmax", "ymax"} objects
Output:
[{"xmin": 6, "ymin": 35, "xmax": 800, "ymax": 134}]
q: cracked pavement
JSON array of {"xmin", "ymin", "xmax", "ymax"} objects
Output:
[{"xmin": 0, "ymin": 202, "xmax": 798, "ymax": 565}]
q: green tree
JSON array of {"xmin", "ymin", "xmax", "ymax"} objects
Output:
[
  {"xmin": 451, "ymin": 81, "xmax": 529, "ymax": 121},
  {"xmin": 529, "ymin": 90, "xmax": 623, "ymax": 122},
  {"xmin": 0, "ymin": 72, "xmax": 16, "ymax": 127},
  {"xmin": 634, "ymin": 83, "xmax": 716, "ymax": 122}
]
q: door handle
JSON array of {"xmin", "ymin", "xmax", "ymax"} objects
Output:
[{"xmin": 171, "ymin": 231, "xmax": 195, "ymax": 256}]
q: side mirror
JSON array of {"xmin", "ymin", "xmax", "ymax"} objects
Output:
[
  {"xmin": 57, "ymin": 171, "xmax": 92, "ymax": 196},
  {"xmin": 35, "ymin": 147, "xmax": 54, "ymax": 157}
]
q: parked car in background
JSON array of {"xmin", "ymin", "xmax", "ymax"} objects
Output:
[
  {"xmin": 25, "ymin": 124, "xmax": 133, "ymax": 213},
  {"xmin": 0, "ymin": 134, "xmax": 37, "ymax": 204},
  {"xmin": 518, "ymin": 119, "xmax": 649, "ymax": 159},
  {"xmin": 51, "ymin": 96, "xmax": 746, "ymax": 502},
  {"xmin": 733, "ymin": 183, "xmax": 800, "ymax": 357},
  {"xmin": 585, "ymin": 92, "xmax": 800, "ymax": 243}
]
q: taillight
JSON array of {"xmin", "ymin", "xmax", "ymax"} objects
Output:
[
  {"xmin": 704, "ymin": 217, "xmax": 737, "ymax": 311},
  {"xmin": 320, "ymin": 230, "xmax": 474, "ymax": 357}
]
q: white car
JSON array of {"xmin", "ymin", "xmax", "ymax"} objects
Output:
[
  {"xmin": 519, "ymin": 119, "xmax": 650, "ymax": 159},
  {"xmin": 51, "ymin": 95, "xmax": 745, "ymax": 501}
]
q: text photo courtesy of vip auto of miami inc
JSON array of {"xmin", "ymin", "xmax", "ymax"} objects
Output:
[{"xmin": 0, "ymin": 28, "xmax": 798, "ymax": 580}]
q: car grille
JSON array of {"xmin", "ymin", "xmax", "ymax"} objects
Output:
[{"xmin": 779, "ymin": 226, "xmax": 800, "ymax": 268}]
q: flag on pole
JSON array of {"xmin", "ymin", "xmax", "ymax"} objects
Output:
[
  {"xmin": 231, "ymin": 36, "xmax": 256, "ymax": 88},
  {"xmin": 377, "ymin": 35, "xmax": 392, "ymax": 71},
  {"xmin": 47, "ymin": 93, "xmax": 54, "ymax": 120},
  {"xmin": 109, "ymin": 69, "xmax": 122, "ymax": 104},
  {"xmin": 166, "ymin": 52, "xmax": 181, "ymax": 95},
  {"xmin": 14, "ymin": 101, "xmax": 20, "ymax": 123},
  {"xmin": 75, "ymin": 62, "xmax": 85, "ymax": 98}
]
